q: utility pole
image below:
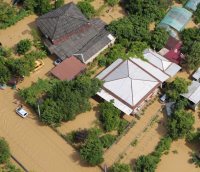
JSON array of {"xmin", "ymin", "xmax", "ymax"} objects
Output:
[
  {"xmin": 55, "ymin": 0, "xmax": 57, "ymax": 9},
  {"xmin": 37, "ymin": 104, "xmax": 41, "ymax": 121}
]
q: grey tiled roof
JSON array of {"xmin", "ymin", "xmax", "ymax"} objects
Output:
[
  {"xmin": 36, "ymin": 2, "xmax": 88, "ymax": 40},
  {"xmin": 76, "ymin": 29, "xmax": 113, "ymax": 62},
  {"xmin": 46, "ymin": 18, "xmax": 111, "ymax": 61}
]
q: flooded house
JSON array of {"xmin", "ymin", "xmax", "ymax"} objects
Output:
[
  {"xmin": 96, "ymin": 49, "xmax": 181, "ymax": 115},
  {"xmin": 36, "ymin": 2, "xmax": 116, "ymax": 65},
  {"xmin": 181, "ymin": 81, "xmax": 200, "ymax": 111}
]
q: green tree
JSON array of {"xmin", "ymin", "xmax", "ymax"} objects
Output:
[
  {"xmin": 99, "ymin": 100, "xmax": 121, "ymax": 132},
  {"xmin": 106, "ymin": 44, "xmax": 126, "ymax": 65},
  {"xmin": 0, "ymin": 137, "xmax": 10, "ymax": 163},
  {"xmin": 110, "ymin": 162, "xmax": 133, "ymax": 172},
  {"xmin": 39, "ymin": 77, "xmax": 103, "ymax": 124},
  {"xmin": 181, "ymin": 28, "xmax": 200, "ymax": 44},
  {"xmin": 107, "ymin": 15, "xmax": 151, "ymax": 42},
  {"xmin": 0, "ymin": 63, "xmax": 11, "ymax": 84},
  {"xmin": 77, "ymin": 1, "xmax": 95, "ymax": 19},
  {"xmin": 128, "ymin": 41, "xmax": 149, "ymax": 62},
  {"xmin": 24, "ymin": 0, "xmax": 38, "ymax": 13},
  {"xmin": 150, "ymin": 26, "xmax": 170, "ymax": 51},
  {"xmin": 17, "ymin": 39, "xmax": 32, "ymax": 55},
  {"xmin": 156, "ymin": 137, "xmax": 172, "ymax": 152},
  {"xmin": 187, "ymin": 131, "xmax": 200, "ymax": 143},
  {"xmin": 55, "ymin": 0, "xmax": 64, "ymax": 8},
  {"xmin": 136, "ymin": 154, "xmax": 159, "ymax": 172},
  {"xmin": 80, "ymin": 139, "xmax": 104, "ymax": 165},
  {"xmin": 181, "ymin": 41, "xmax": 200, "ymax": 70},
  {"xmin": 0, "ymin": 1, "xmax": 17, "ymax": 23},
  {"xmin": 0, "ymin": 46, "xmax": 14, "ymax": 57},
  {"xmin": 107, "ymin": 0, "xmax": 118, "ymax": 6},
  {"xmin": 174, "ymin": 98, "xmax": 190, "ymax": 111},
  {"xmin": 166, "ymin": 110, "xmax": 195, "ymax": 139},
  {"xmin": 100, "ymin": 134, "xmax": 115, "ymax": 148},
  {"xmin": 87, "ymin": 127, "xmax": 103, "ymax": 141},
  {"xmin": 36, "ymin": 0, "xmax": 52, "ymax": 15},
  {"xmin": 166, "ymin": 77, "xmax": 192, "ymax": 101}
]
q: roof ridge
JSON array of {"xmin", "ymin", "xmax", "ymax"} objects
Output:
[
  {"xmin": 76, "ymin": 29, "xmax": 108, "ymax": 55},
  {"xmin": 68, "ymin": 15, "xmax": 89, "ymax": 23},
  {"xmin": 104, "ymin": 76, "xmax": 129, "ymax": 83},
  {"xmin": 131, "ymin": 79, "xmax": 158, "ymax": 82},
  {"xmin": 52, "ymin": 17, "xmax": 60, "ymax": 40}
]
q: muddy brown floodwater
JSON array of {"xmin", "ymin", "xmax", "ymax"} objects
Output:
[{"xmin": 0, "ymin": 4, "xmax": 102, "ymax": 172}]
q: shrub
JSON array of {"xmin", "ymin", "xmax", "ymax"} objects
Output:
[
  {"xmin": 17, "ymin": 39, "xmax": 32, "ymax": 55},
  {"xmin": 136, "ymin": 154, "xmax": 159, "ymax": 172},
  {"xmin": 156, "ymin": 137, "xmax": 172, "ymax": 152},
  {"xmin": 31, "ymin": 29, "xmax": 41, "ymax": 41},
  {"xmin": 0, "ymin": 137, "xmax": 11, "ymax": 163},
  {"xmin": 0, "ymin": 46, "xmax": 14, "ymax": 57},
  {"xmin": 110, "ymin": 162, "xmax": 133, "ymax": 172},
  {"xmin": 131, "ymin": 139, "xmax": 138, "ymax": 147},
  {"xmin": 173, "ymin": 150, "xmax": 178, "ymax": 154},
  {"xmin": 164, "ymin": 151, "xmax": 170, "ymax": 155},
  {"xmin": 68, "ymin": 130, "xmax": 76, "ymax": 142},
  {"xmin": 88, "ymin": 127, "xmax": 103, "ymax": 141},
  {"xmin": 99, "ymin": 100, "xmax": 121, "ymax": 132},
  {"xmin": 24, "ymin": 0, "xmax": 38, "ymax": 13},
  {"xmin": 0, "ymin": 64, "xmax": 11, "ymax": 84},
  {"xmin": 36, "ymin": 0, "xmax": 52, "ymax": 15},
  {"xmin": 107, "ymin": 0, "xmax": 118, "ymax": 6},
  {"xmin": 55, "ymin": 0, "xmax": 64, "ymax": 8},
  {"xmin": 74, "ymin": 128, "xmax": 89, "ymax": 143},
  {"xmin": 144, "ymin": 127, "xmax": 148, "ymax": 132},
  {"xmin": 80, "ymin": 139, "xmax": 104, "ymax": 165},
  {"xmin": 98, "ymin": 57, "xmax": 107, "ymax": 67},
  {"xmin": 0, "ymin": 9, "xmax": 28, "ymax": 30},
  {"xmin": 118, "ymin": 119, "xmax": 129, "ymax": 135},
  {"xmin": 153, "ymin": 150, "xmax": 163, "ymax": 158},
  {"xmin": 100, "ymin": 134, "xmax": 115, "ymax": 148}
]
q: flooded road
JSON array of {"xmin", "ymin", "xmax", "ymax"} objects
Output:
[
  {"xmin": 0, "ymin": 7, "xmax": 102, "ymax": 171},
  {"xmin": 0, "ymin": 63, "xmax": 102, "ymax": 172}
]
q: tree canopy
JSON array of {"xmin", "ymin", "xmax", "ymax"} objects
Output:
[
  {"xmin": 99, "ymin": 100, "xmax": 121, "ymax": 132},
  {"xmin": 166, "ymin": 77, "xmax": 192, "ymax": 101},
  {"xmin": 0, "ymin": 1, "xmax": 17, "ymax": 23},
  {"xmin": 0, "ymin": 63, "xmax": 11, "ymax": 84},
  {"xmin": 150, "ymin": 26, "xmax": 170, "ymax": 51},
  {"xmin": 107, "ymin": 15, "xmax": 150, "ymax": 42},
  {"xmin": 0, "ymin": 137, "xmax": 10, "ymax": 163},
  {"xmin": 40, "ymin": 77, "xmax": 103, "ymax": 124},
  {"xmin": 136, "ymin": 154, "xmax": 159, "ymax": 172},
  {"xmin": 110, "ymin": 162, "xmax": 133, "ymax": 172},
  {"xmin": 80, "ymin": 139, "xmax": 104, "ymax": 165},
  {"xmin": 166, "ymin": 110, "xmax": 195, "ymax": 139},
  {"xmin": 36, "ymin": 0, "xmax": 52, "ymax": 15},
  {"xmin": 181, "ymin": 41, "xmax": 200, "ymax": 70},
  {"xmin": 77, "ymin": 1, "xmax": 95, "ymax": 19},
  {"xmin": 17, "ymin": 39, "xmax": 32, "ymax": 55}
]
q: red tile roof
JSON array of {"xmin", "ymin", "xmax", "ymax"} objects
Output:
[
  {"xmin": 50, "ymin": 56, "xmax": 87, "ymax": 81},
  {"xmin": 164, "ymin": 42, "xmax": 183, "ymax": 64}
]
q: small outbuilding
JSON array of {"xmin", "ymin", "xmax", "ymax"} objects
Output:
[
  {"xmin": 181, "ymin": 81, "xmax": 200, "ymax": 110},
  {"xmin": 193, "ymin": 67, "xmax": 200, "ymax": 82},
  {"xmin": 196, "ymin": 149, "xmax": 200, "ymax": 159},
  {"xmin": 50, "ymin": 56, "xmax": 87, "ymax": 81},
  {"xmin": 164, "ymin": 42, "xmax": 184, "ymax": 64},
  {"xmin": 159, "ymin": 6, "xmax": 192, "ymax": 32}
]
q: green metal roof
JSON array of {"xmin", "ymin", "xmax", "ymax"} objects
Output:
[{"xmin": 159, "ymin": 6, "xmax": 192, "ymax": 32}]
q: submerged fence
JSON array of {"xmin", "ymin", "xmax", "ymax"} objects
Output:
[{"xmin": 11, "ymin": 154, "xmax": 28, "ymax": 172}]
